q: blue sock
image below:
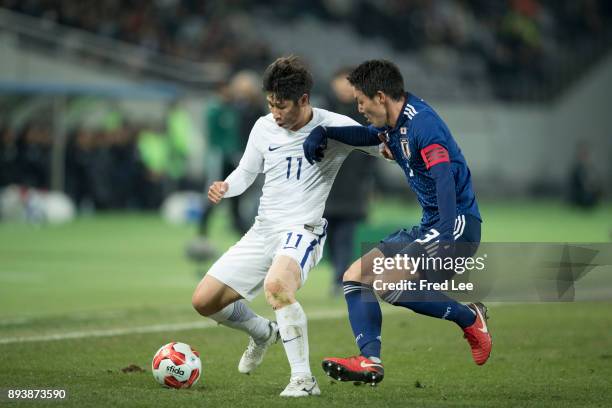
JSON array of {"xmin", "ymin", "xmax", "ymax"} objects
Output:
[
  {"xmin": 343, "ymin": 281, "xmax": 382, "ymax": 359},
  {"xmin": 382, "ymin": 288, "xmax": 476, "ymax": 328}
]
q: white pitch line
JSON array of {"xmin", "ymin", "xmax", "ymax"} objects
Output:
[
  {"xmin": 1, "ymin": 304, "xmax": 511, "ymax": 346},
  {"xmin": 0, "ymin": 321, "xmax": 215, "ymax": 345},
  {"xmin": 0, "ymin": 309, "xmax": 357, "ymax": 345}
]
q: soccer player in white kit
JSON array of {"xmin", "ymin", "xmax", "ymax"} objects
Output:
[{"xmin": 191, "ymin": 56, "xmax": 377, "ymax": 397}]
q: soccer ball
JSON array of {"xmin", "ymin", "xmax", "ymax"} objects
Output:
[{"xmin": 152, "ymin": 342, "xmax": 202, "ymax": 389}]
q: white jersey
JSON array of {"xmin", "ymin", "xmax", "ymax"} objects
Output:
[{"xmin": 224, "ymin": 108, "xmax": 375, "ymax": 232}]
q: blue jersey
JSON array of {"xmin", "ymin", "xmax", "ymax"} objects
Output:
[{"xmin": 378, "ymin": 93, "xmax": 481, "ymax": 228}]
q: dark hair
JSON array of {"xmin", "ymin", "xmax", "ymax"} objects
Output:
[
  {"xmin": 347, "ymin": 60, "xmax": 405, "ymax": 100},
  {"xmin": 262, "ymin": 56, "xmax": 313, "ymax": 102}
]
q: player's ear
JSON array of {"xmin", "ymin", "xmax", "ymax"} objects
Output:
[
  {"xmin": 376, "ymin": 91, "xmax": 386, "ymax": 105},
  {"xmin": 298, "ymin": 93, "xmax": 309, "ymax": 107}
]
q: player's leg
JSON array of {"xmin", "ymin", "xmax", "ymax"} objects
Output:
[
  {"xmin": 370, "ymin": 223, "xmax": 476, "ymax": 327},
  {"xmin": 265, "ymin": 224, "xmax": 330, "ymax": 397},
  {"xmin": 322, "ymin": 248, "xmax": 385, "ymax": 384},
  {"xmin": 264, "ymin": 255, "xmax": 319, "ymax": 397},
  {"xmin": 342, "ymin": 248, "xmax": 384, "ymax": 360},
  {"xmin": 264, "ymin": 256, "xmax": 308, "ymax": 374},
  {"xmin": 192, "ymin": 273, "xmax": 241, "ymax": 316},
  {"xmin": 378, "ymin": 216, "xmax": 491, "ymax": 364},
  {"xmin": 377, "ymin": 247, "xmax": 478, "ymax": 329},
  {"xmin": 323, "ymin": 224, "xmax": 475, "ymax": 383},
  {"xmin": 191, "ymin": 229, "xmax": 279, "ymax": 373},
  {"xmin": 192, "ymin": 274, "xmax": 274, "ymax": 348}
]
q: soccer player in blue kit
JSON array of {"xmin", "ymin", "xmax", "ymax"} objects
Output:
[{"xmin": 303, "ymin": 60, "xmax": 492, "ymax": 385}]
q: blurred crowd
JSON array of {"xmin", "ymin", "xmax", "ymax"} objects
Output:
[
  {"xmin": 0, "ymin": 0, "xmax": 272, "ymax": 71},
  {"xmin": 2, "ymin": 0, "xmax": 611, "ymax": 100},
  {"xmin": 0, "ymin": 71, "xmax": 269, "ymax": 213},
  {"xmin": 269, "ymin": 0, "xmax": 612, "ymax": 99},
  {"xmin": 0, "ymin": 116, "xmax": 173, "ymax": 211}
]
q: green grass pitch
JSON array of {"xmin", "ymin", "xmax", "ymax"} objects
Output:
[{"xmin": 0, "ymin": 200, "xmax": 611, "ymax": 407}]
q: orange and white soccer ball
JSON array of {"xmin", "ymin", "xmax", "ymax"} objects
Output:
[{"xmin": 152, "ymin": 342, "xmax": 201, "ymax": 389}]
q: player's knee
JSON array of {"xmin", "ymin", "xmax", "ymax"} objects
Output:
[
  {"xmin": 264, "ymin": 277, "xmax": 282, "ymax": 295},
  {"xmin": 264, "ymin": 278, "xmax": 294, "ymax": 308},
  {"xmin": 191, "ymin": 292, "xmax": 207, "ymax": 315},
  {"xmin": 191, "ymin": 290, "xmax": 218, "ymax": 317},
  {"xmin": 343, "ymin": 260, "xmax": 362, "ymax": 282}
]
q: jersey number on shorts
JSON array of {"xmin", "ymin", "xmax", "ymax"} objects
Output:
[
  {"xmin": 283, "ymin": 232, "xmax": 303, "ymax": 249},
  {"xmin": 286, "ymin": 156, "xmax": 303, "ymax": 180},
  {"xmin": 414, "ymin": 228, "xmax": 440, "ymax": 244}
]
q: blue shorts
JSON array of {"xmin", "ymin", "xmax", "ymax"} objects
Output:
[{"xmin": 377, "ymin": 214, "xmax": 481, "ymax": 280}]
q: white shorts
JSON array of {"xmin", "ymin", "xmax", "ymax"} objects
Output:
[{"xmin": 207, "ymin": 221, "xmax": 328, "ymax": 301}]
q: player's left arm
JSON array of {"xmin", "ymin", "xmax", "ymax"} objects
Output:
[
  {"xmin": 417, "ymin": 113, "xmax": 457, "ymax": 244},
  {"xmin": 327, "ymin": 121, "xmax": 388, "ymax": 158},
  {"xmin": 303, "ymin": 125, "xmax": 380, "ymax": 164}
]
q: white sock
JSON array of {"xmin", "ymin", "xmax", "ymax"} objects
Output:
[
  {"xmin": 209, "ymin": 301, "xmax": 271, "ymax": 343},
  {"xmin": 275, "ymin": 302, "xmax": 311, "ymax": 377}
]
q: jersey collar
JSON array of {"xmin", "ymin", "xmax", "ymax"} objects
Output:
[{"xmin": 391, "ymin": 92, "xmax": 414, "ymax": 132}]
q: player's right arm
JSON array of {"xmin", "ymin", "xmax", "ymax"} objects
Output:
[
  {"xmin": 208, "ymin": 181, "xmax": 229, "ymax": 204},
  {"xmin": 207, "ymin": 119, "xmax": 264, "ymax": 204}
]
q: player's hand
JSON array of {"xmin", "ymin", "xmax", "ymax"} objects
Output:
[
  {"xmin": 303, "ymin": 126, "xmax": 328, "ymax": 164},
  {"xmin": 376, "ymin": 131, "xmax": 394, "ymax": 161},
  {"xmin": 379, "ymin": 142, "xmax": 395, "ymax": 160},
  {"xmin": 208, "ymin": 181, "xmax": 228, "ymax": 204}
]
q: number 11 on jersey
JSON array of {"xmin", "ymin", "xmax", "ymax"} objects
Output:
[{"xmin": 286, "ymin": 157, "xmax": 303, "ymax": 180}]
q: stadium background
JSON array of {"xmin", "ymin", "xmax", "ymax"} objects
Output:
[{"xmin": 1, "ymin": 1, "xmax": 611, "ymax": 407}]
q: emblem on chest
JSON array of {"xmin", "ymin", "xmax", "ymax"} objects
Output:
[{"xmin": 400, "ymin": 133, "xmax": 410, "ymax": 160}]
